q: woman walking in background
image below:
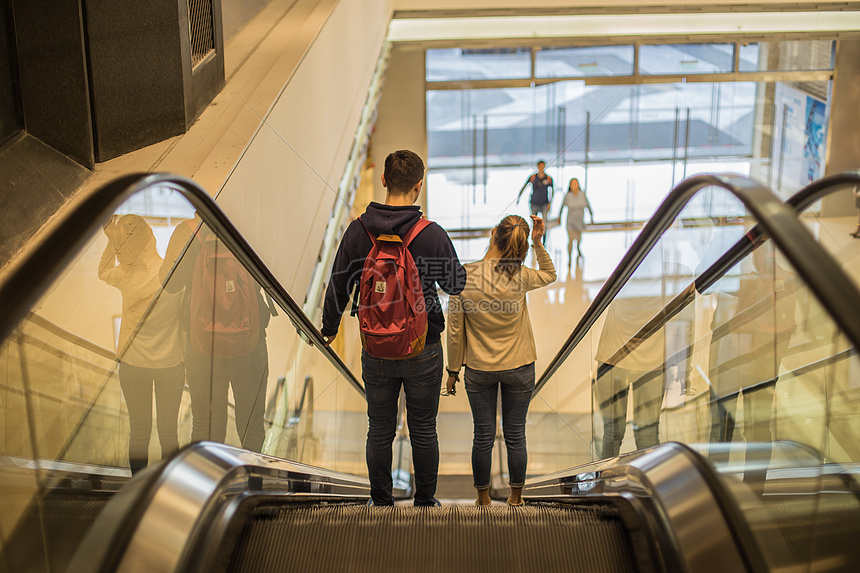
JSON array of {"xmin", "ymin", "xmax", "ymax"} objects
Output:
[
  {"xmin": 561, "ymin": 178, "xmax": 594, "ymax": 265},
  {"xmin": 446, "ymin": 215, "xmax": 556, "ymax": 506}
]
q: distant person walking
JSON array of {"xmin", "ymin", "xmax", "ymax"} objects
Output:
[
  {"xmin": 517, "ymin": 161, "xmax": 554, "ymax": 242},
  {"xmin": 561, "ymin": 178, "xmax": 594, "ymax": 265},
  {"xmin": 446, "ymin": 214, "xmax": 556, "ymax": 507}
]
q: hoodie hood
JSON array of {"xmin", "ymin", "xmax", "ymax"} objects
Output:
[{"xmin": 360, "ymin": 202, "xmax": 423, "ymax": 237}]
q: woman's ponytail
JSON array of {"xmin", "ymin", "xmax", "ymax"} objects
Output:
[{"xmin": 493, "ymin": 215, "xmax": 530, "ymax": 278}]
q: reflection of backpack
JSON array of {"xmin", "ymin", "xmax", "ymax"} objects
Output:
[
  {"xmin": 358, "ymin": 218, "xmax": 430, "ymax": 359},
  {"xmin": 189, "ymin": 233, "xmax": 260, "ymax": 358}
]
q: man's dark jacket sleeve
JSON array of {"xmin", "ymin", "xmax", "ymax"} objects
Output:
[{"xmin": 321, "ymin": 226, "xmax": 364, "ymax": 337}]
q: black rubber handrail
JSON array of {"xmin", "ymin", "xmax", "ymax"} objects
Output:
[
  {"xmin": 0, "ymin": 172, "xmax": 365, "ymax": 397},
  {"xmin": 534, "ymin": 173, "xmax": 860, "ymax": 395},
  {"xmin": 787, "ymin": 170, "xmax": 860, "ymax": 213}
]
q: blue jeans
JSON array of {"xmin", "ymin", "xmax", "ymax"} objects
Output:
[
  {"xmin": 465, "ymin": 363, "xmax": 535, "ymax": 489},
  {"xmin": 361, "ymin": 342, "xmax": 443, "ymax": 506},
  {"xmin": 530, "ymin": 203, "xmax": 550, "ymax": 244}
]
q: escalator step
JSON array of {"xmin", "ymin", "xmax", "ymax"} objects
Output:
[{"xmin": 227, "ymin": 503, "xmax": 637, "ymax": 573}]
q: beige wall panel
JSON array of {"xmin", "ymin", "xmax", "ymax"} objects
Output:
[{"xmin": 215, "ymin": 0, "xmax": 393, "ymax": 302}]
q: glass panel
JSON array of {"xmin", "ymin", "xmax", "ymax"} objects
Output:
[
  {"xmin": 738, "ymin": 40, "xmax": 834, "ymax": 72},
  {"xmin": 639, "ymin": 43, "xmax": 734, "ymax": 75},
  {"xmin": 535, "ymin": 45, "xmax": 634, "ymax": 78},
  {"xmin": 0, "ymin": 181, "xmax": 370, "ymax": 566},
  {"xmin": 797, "ymin": 183, "xmax": 860, "ymax": 294},
  {"xmin": 0, "ymin": 335, "xmax": 46, "ymax": 572},
  {"xmin": 426, "ymin": 47, "xmax": 532, "ymax": 82},
  {"xmin": 533, "ymin": 176, "xmax": 860, "ymax": 566}
]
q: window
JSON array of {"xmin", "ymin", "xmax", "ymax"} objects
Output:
[
  {"xmin": 639, "ymin": 44, "xmax": 734, "ymax": 75},
  {"xmin": 426, "ymin": 48, "xmax": 531, "ymax": 81},
  {"xmin": 738, "ymin": 40, "xmax": 834, "ymax": 72},
  {"xmin": 535, "ymin": 45, "xmax": 634, "ymax": 78}
]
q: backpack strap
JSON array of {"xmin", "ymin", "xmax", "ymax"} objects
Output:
[{"xmin": 401, "ymin": 218, "xmax": 432, "ymax": 248}]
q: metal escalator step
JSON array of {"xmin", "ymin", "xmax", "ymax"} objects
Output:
[{"xmin": 227, "ymin": 503, "xmax": 638, "ymax": 573}]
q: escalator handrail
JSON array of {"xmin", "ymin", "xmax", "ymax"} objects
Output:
[
  {"xmin": 535, "ymin": 173, "xmax": 860, "ymax": 395},
  {"xmin": 0, "ymin": 172, "xmax": 365, "ymax": 397},
  {"xmin": 786, "ymin": 170, "xmax": 860, "ymax": 213},
  {"xmin": 524, "ymin": 442, "xmax": 768, "ymax": 573},
  {"xmin": 575, "ymin": 171, "xmax": 860, "ymax": 387},
  {"xmin": 68, "ymin": 441, "xmax": 370, "ymax": 573}
]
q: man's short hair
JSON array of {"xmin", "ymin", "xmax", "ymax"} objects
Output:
[
  {"xmin": 384, "ymin": 150, "xmax": 425, "ymax": 194},
  {"xmin": 537, "ymin": 160, "xmax": 546, "ymax": 166}
]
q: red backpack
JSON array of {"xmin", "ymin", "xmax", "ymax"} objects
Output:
[
  {"xmin": 188, "ymin": 231, "xmax": 261, "ymax": 358},
  {"xmin": 357, "ymin": 217, "xmax": 431, "ymax": 359}
]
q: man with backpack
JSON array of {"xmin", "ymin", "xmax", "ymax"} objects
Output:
[{"xmin": 321, "ymin": 149, "xmax": 466, "ymax": 507}]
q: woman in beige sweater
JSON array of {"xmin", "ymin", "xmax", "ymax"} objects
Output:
[{"xmin": 446, "ymin": 214, "xmax": 556, "ymax": 506}]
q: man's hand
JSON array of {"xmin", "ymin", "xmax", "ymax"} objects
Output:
[
  {"xmin": 322, "ymin": 333, "xmax": 336, "ymax": 347},
  {"xmin": 445, "ymin": 374, "xmax": 458, "ymax": 396},
  {"xmin": 530, "ymin": 215, "xmax": 545, "ymax": 243}
]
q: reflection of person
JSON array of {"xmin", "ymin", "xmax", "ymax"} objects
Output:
[
  {"xmin": 517, "ymin": 161, "xmax": 554, "ymax": 242},
  {"xmin": 99, "ymin": 215, "xmax": 184, "ymax": 474},
  {"xmin": 708, "ymin": 244, "xmax": 797, "ymax": 493},
  {"xmin": 561, "ymin": 178, "xmax": 593, "ymax": 264},
  {"xmin": 594, "ymin": 296, "xmax": 666, "ymax": 458},
  {"xmin": 321, "ymin": 150, "xmax": 466, "ymax": 507},
  {"xmin": 446, "ymin": 215, "xmax": 556, "ymax": 507},
  {"xmin": 160, "ymin": 215, "xmax": 273, "ymax": 453}
]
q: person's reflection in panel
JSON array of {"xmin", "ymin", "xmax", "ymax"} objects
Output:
[
  {"xmin": 160, "ymin": 215, "xmax": 274, "ymax": 452},
  {"xmin": 708, "ymin": 243, "xmax": 797, "ymax": 494},
  {"xmin": 99, "ymin": 214, "xmax": 184, "ymax": 474},
  {"xmin": 594, "ymin": 295, "xmax": 667, "ymax": 458}
]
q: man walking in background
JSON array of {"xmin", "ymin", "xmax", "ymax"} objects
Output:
[{"xmin": 518, "ymin": 160, "xmax": 554, "ymax": 243}]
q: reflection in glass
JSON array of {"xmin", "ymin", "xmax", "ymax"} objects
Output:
[
  {"xmin": 161, "ymin": 216, "xmax": 273, "ymax": 453},
  {"xmin": 98, "ymin": 214, "xmax": 184, "ymax": 474},
  {"xmin": 706, "ymin": 242, "xmax": 798, "ymax": 494},
  {"xmin": 594, "ymin": 295, "xmax": 667, "ymax": 457}
]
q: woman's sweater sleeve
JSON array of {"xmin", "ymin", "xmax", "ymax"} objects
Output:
[
  {"xmin": 446, "ymin": 294, "xmax": 466, "ymax": 371},
  {"xmin": 523, "ymin": 241, "xmax": 557, "ymax": 290}
]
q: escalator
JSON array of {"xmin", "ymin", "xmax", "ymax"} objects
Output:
[{"xmin": 1, "ymin": 172, "xmax": 860, "ymax": 572}]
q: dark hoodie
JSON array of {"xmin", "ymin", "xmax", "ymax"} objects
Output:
[{"xmin": 321, "ymin": 202, "xmax": 466, "ymax": 345}]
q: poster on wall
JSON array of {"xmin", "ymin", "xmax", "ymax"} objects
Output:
[
  {"xmin": 803, "ymin": 97, "xmax": 827, "ymax": 184},
  {"xmin": 771, "ymin": 83, "xmax": 828, "ymax": 198}
]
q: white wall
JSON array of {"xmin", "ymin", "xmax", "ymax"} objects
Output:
[{"xmin": 214, "ymin": 0, "xmax": 394, "ymax": 299}]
